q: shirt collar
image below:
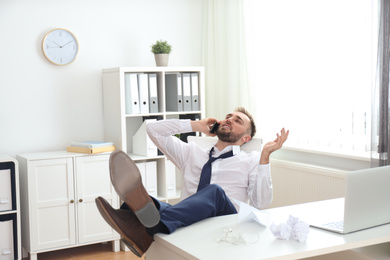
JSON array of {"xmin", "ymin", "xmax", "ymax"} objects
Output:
[{"xmin": 213, "ymin": 145, "xmax": 241, "ymax": 156}]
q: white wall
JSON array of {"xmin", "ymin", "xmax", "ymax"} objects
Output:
[{"xmin": 0, "ymin": 0, "xmax": 203, "ymax": 157}]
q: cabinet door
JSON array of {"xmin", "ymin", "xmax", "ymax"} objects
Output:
[
  {"xmin": 75, "ymin": 154, "xmax": 119, "ymax": 244},
  {"xmin": 28, "ymin": 158, "xmax": 76, "ymax": 251}
]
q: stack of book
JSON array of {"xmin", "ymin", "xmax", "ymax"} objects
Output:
[{"xmin": 66, "ymin": 141, "xmax": 115, "ymax": 154}]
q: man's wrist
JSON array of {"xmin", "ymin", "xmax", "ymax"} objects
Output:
[
  {"xmin": 190, "ymin": 120, "xmax": 201, "ymax": 132},
  {"xmin": 259, "ymin": 152, "xmax": 270, "ymax": 165}
]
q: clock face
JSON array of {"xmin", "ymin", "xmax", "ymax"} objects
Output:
[{"xmin": 42, "ymin": 28, "xmax": 79, "ymax": 65}]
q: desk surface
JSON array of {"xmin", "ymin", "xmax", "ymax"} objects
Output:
[{"xmin": 145, "ymin": 199, "xmax": 390, "ymax": 260}]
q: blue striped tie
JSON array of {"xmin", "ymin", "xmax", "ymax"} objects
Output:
[{"xmin": 197, "ymin": 147, "xmax": 234, "ymax": 192}]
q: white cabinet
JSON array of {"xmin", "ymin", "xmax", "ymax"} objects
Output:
[
  {"xmin": 102, "ymin": 67, "xmax": 205, "ymax": 202},
  {"xmin": 0, "ymin": 155, "xmax": 21, "ymax": 260},
  {"xmin": 17, "ymin": 151, "xmax": 120, "ymax": 260}
]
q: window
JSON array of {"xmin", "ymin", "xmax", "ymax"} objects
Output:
[{"xmin": 244, "ymin": 0, "xmax": 378, "ymax": 155}]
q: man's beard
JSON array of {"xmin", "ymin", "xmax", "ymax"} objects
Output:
[{"xmin": 216, "ymin": 129, "xmax": 245, "ymax": 143}]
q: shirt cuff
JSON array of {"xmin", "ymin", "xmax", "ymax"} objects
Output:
[
  {"xmin": 180, "ymin": 119, "xmax": 194, "ymax": 133},
  {"xmin": 258, "ymin": 163, "xmax": 271, "ymax": 176}
]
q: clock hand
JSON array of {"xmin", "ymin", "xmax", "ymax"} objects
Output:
[
  {"xmin": 62, "ymin": 40, "xmax": 74, "ymax": 47},
  {"xmin": 52, "ymin": 41, "xmax": 61, "ymax": 47},
  {"xmin": 46, "ymin": 45, "xmax": 61, "ymax": 48}
]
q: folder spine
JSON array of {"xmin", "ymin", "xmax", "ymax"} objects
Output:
[
  {"xmin": 124, "ymin": 73, "xmax": 140, "ymax": 114},
  {"xmin": 182, "ymin": 73, "xmax": 192, "ymax": 111},
  {"xmin": 190, "ymin": 73, "xmax": 199, "ymax": 111},
  {"xmin": 148, "ymin": 73, "xmax": 159, "ymax": 113},
  {"xmin": 138, "ymin": 74, "xmax": 149, "ymax": 114},
  {"xmin": 165, "ymin": 73, "xmax": 183, "ymax": 112}
]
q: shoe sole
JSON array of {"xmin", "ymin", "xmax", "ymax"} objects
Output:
[
  {"xmin": 109, "ymin": 150, "xmax": 160, "ymax": 228},
  {"xmin": 95, "ymin": 197, "xmax": 143, "ymax": 257}
]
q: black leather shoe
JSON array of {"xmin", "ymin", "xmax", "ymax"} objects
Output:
[
  {"xmin": 109, "ymin": 150, "xmax": 160, "ymax": 227},
  {"xmin": 95, "ymin": 196, "xmax": 153, "ymax": 257}
]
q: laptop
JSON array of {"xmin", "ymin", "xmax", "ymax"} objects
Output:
[{"xmin": 309, "ymin": 165, "xmax": 390, "ymax": 234}]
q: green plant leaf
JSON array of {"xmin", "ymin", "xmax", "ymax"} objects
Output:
[{"xmin": 151, "ymin": 40, "xmax": 172, "ymax": 54}]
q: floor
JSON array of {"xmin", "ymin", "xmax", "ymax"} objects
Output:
[{"xmin": 22, "ymin": 243, "xmax": 145, "ymax": 260}]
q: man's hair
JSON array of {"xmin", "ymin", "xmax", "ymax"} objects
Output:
[{"xmin": 235, "ymin": 107, "xmax": 256, "ymax": 139}]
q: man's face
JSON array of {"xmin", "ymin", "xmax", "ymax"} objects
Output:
[{"xmin": 216, "ymin": 112, "xmax": 251, "ymax": 143}]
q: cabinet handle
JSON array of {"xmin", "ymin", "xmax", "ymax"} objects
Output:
[
  {"xmin": 79, "ymin": 199, "xmax": 83, "ymax": 203},
  {"xmin": 70, "ymin": 200, "xmax": 74, "ymax": 204}
]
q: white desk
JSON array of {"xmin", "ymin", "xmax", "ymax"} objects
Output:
[{"xmin": 145, "ymin": 200, "xmax": 390, "ymax": 260}]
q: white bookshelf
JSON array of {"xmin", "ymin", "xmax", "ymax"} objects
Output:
[{"xmin": 102, "ymin": 67, "xmax": 205, "ymax": 202}]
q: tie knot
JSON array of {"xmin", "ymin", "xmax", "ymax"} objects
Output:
[{"xmin": 208, "ymin": 147, "xmax": 234, "ymax": 161}]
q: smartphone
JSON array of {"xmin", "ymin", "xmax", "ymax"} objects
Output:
[{"xmin": 210, "ymin": 122, "xmax": 220, "ymax": 134}]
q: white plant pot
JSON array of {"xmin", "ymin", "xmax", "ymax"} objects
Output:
[{"xmin": 154, "ymin": 54, "xmax": 169, "ymax": 67}]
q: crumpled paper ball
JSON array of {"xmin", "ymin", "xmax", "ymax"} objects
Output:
[
  {"xmin": 287, "ymin": 215, "xmax": 299, "ymax": 227},
  {"xmin": 269, "ymin": 222, "xmax": 292, "ymax": 240},
  {"xmin": 292, "ymin": 220, "xmax": 310, "ymax": 242},
  {"xmin": 270, "ymin": 215, "xmax": 309, "ymax": 242}
]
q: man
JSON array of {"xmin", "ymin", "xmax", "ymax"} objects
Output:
[{"xmin": 96, "ymin": 107, "xmax": 289, "ymax": 257}]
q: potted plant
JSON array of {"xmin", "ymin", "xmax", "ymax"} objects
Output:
[{"xmin": 151, "ymin": 40, "xmax": 172, "ymax": 66}]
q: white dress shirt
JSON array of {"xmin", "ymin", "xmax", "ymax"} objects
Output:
[{"xmin": 146, "ymin": 119, "xmax": 273, "ymax": 210}]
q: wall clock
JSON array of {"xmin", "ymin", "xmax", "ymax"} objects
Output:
[{"xmin": 42, "ymin": 28, "xmax": 79, "ymax": 65}]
